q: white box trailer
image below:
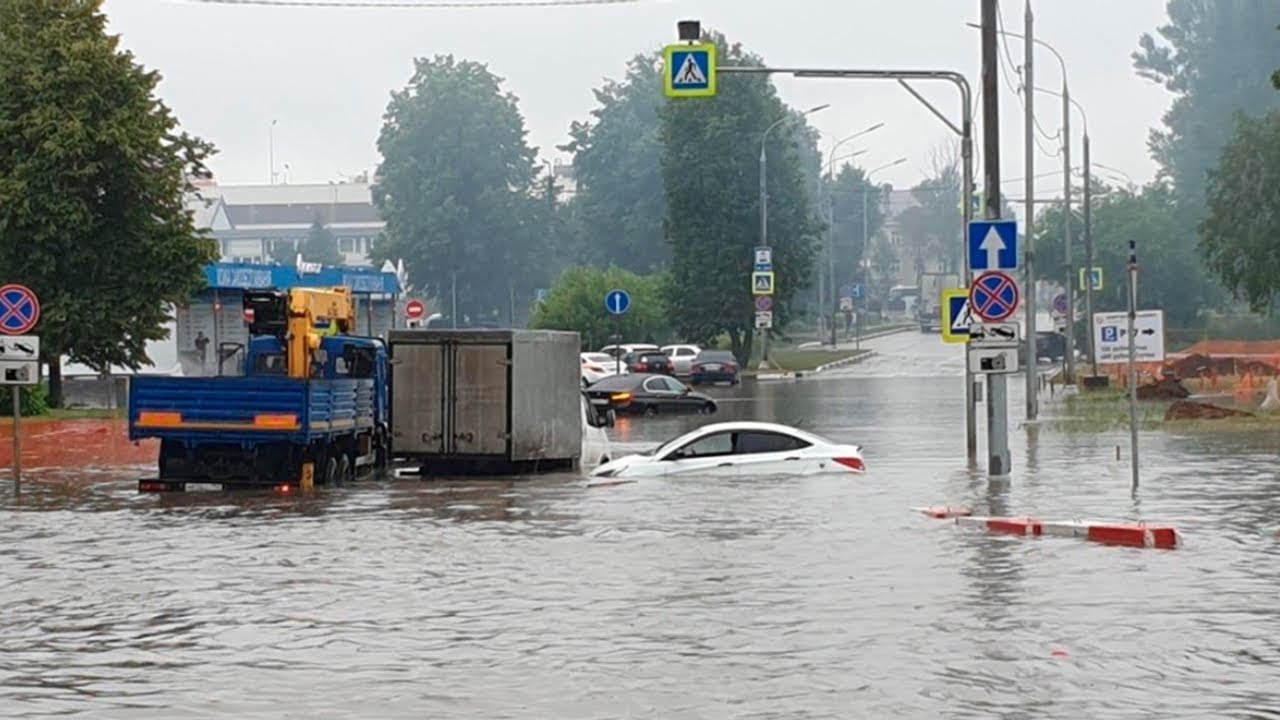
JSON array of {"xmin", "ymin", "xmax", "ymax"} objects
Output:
[{"xmin": 387, "ymin": 329, "xmax": 582, "ymax": 474}]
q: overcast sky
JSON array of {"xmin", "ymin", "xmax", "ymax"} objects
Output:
[{"xmin": 103, "ymin": 0, "xmax": 1171, "ymax": 213}]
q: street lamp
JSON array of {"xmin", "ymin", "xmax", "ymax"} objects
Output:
[
  {"xmin": 760, "ymin": 103, "xmax": 830, "ymax": 251},
  {"xmin": 820, "ymin": 122, "xmax": 884, "ymax": 344},
  {"xmin": 268, "ymin": 119, "xmax": 278, "ymax": 185},
  {"xmin": 1093, "ymin": 161, "xmax": 1137, "ymax": 190},
  {"xmin": 758, "ymin": 102, "xmax": 829, "ymax": 369}
]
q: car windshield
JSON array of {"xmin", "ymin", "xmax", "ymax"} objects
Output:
[
  {"xmin": 697, "ymin": 351, "xmax": 735, "ymax": 362},
  {"xmin": 582, "ymin": 353, "xmax": 613, "ymax": 364},
  {"xmin": 639, "ymin": 353, "xmax": 668, "ymax": 362}
]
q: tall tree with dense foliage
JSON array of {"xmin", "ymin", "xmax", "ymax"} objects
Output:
[
  {"xmin": 824, "ymin": 164, "xmax": 887, "ymax": 291},
  {"xmin": 0, "ymin": 0, "xmax": 218, "ymax": 405},
  {"xmin": 1036, "ymin": 183, "xmax": 1217, "ymax": 326},
  {"xmin": 529, "ymin": 266, "xmax": 673, "ymax": 350},
  {"xmin": 561, "ymin": 53, "xmax": 666, "ymax": 272},
  {"xmin": 1201, "ymin": 112, "xmax": 1280, "ymax": 312},
  {"xmin": 1134, "ymin": 1, "xmax": 1280, "ymax": 204},
  {"xmin": 662, "ymin": 33, "xmax": 820, "ymax": 362},
  {"xmin": 372, "ymin": 55, "xmax": 545, "ymax": 320}
]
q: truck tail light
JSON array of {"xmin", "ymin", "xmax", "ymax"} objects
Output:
[
  {"xmin": 137, "ymin": 411, "xmax": 182, "ymax": 427},
  {"xmin": 253, "ymin": 413, "xmax": 300, "ymax": 430}
]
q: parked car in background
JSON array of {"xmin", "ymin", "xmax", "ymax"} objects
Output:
[
  {"xmin": 600, "ymin": 343, "xmax": 659, "ymax": 358},
  {"xmin": 660, "ymin": 344, "xmax": 702, "ymax": 376},
  {"xmin": 581, "ymin": 352, "xmax": 622, "ymax": 386},
  {"xmin": 584, "ymin": 373, "xmax": 718, "ymax": 416},
  {"xmin": 690, "ymin": 349, "xmax": 741, "ymax": 385},
  {"xmin": 623, "ymin": 350, "xmax": 673, "ymax": 376}
]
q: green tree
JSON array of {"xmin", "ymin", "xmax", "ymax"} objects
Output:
[
  {"xmin": 1135, "ymin": 1, "xmax": 1280, "ymax": 205},
  {"xmin": 372, "ymin": 55, "xmax": 544, "ymax": 320},
  {"xmin": 1201, "ymin": 111, "xmax": 1280, "ymax": 312},
  {"xmin": 662, "ymin": 33, "xmax": 820, "ymax": 363},
  {"xmin": 561, "ymin": 52, "xmax": 666, "ymax": 272},
  {"xmin": 299, "ymin": 213, "xmax": 343, "ymax": 266},
  {"xmin": 824, "ymin": 164, "xmax": 887, "ymax": 291},
  {"xmin": 0, "ymin": 0, "xmax": 218, "ymax": 406},
  {"xmin": 1035, "ymin": 183, "xmax": 1219, "ymax": 325},
  {"xmin": 529, "ymin": 266, "xmax": 673, "ymax": 349}
]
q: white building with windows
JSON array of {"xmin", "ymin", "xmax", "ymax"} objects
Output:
[{"xmin": 187, "ymin": 180, "xmax": 385, "ymax": 266}]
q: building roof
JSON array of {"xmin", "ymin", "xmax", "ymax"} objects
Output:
[
  {"xmin": 193, "ymin": 182, "xmax": 384, "ymax": 229},
  {"xmin": 186, "ymin": 194, "xmax": 228, "ymax": 230}
]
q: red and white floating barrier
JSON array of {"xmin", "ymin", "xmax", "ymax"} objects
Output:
[{"xmin": 916, "ymin": 507, "xmax": 1181, "ymax": 549}]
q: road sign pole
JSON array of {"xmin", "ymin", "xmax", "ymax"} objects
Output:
[
  {"xmin": 981, "ymin": 0, "xmax": 1010, "ymax": 476},
  {"xmin": 1127, "ymin": 237, "xmax": 1139, "ymax": 494}
]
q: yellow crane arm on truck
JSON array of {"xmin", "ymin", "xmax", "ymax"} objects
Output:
[{"xmin": 287, "ymin": 287, "xmax": 357, "ymax": 379}]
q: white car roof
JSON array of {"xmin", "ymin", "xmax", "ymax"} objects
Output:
[{"xmin": 651, "ymin": 421, "xmax": 838, "ymax": 456}]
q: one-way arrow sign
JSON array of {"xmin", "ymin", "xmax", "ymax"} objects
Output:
[{"xmin": 968, "ymin": 219, "xmax": 1018, "ymax": 271}]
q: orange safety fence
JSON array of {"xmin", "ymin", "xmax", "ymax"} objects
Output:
[{"xmin": 0, "ymin": 417, "xmax": 157, "ymax": 470}]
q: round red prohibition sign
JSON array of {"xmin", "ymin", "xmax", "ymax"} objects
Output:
[
  {"xmin": 0, "ymin": 283, "xmax": 40, "ymax": 335},
  {"xmin": 968, "ymin": 271, "xmax": 1020, "ymax": 322}
]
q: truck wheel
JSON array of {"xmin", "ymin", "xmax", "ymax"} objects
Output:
[
  {"xmin": 321, "ymin": 456, "xmax": 338, "ymax": 486},
  {"xmin": 336, "ymin": 454, "xmax": 353, "ymax": 485}
]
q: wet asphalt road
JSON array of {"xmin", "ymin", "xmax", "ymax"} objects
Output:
[{"xmin": 2, "ymin": 330, "xmax": 1278, "ymax": 718}]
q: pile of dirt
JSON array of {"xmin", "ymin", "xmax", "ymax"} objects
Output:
[
  {"xmin": 1164, "ymin": 400, "xmax": 1254, "ymax": 421},
  {"xmin": 1164, "ymin": 353, "xmax": 1278, "ymax": 379},
  {"xmin": 1136, "ymin": 377, "xmax": 1190, "ymax": 401}
]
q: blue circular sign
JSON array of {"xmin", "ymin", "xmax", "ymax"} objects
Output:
[
  {"xmin": 968, "ymin": 271, "xmax": 1019, "ymax": 322},
  {"xmin": 1052, "ymin": 293, "xmax": 1068, "ymax": 315},
  {"xmin": 0, "ymin": 283, "xmax": 40, "ymax": 334},
  {"xmin": 604, "ymin": 288, "xmax": 631, "ymax": 315}
]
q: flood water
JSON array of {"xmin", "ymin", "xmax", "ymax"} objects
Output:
[{"xmin": 2, "ymin": 331, "xmax": 1279, "ymax": 718}]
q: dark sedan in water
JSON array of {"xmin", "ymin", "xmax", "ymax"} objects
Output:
[
  {"xmin": 690, "ymin": 349, "xmax": 741, "ymax": 385},
  {"xmin": 585, "ymin": 373, "xmax": 718, "ymax": 416}
]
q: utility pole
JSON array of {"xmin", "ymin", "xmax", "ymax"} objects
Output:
[
  {"xmin": 1023, "ymin": 0, "xmax": 1038, "ymax": 420},
  {"xmin": 981, "ymin": 0, "xmax": 1010, "ymax": 475},
  {"xmin": 1061, "ymin": 77, "xmax": 1075, "ymax": 383},
  {"xmin": 1083, "ymin": 133, "xmax": 1095, "ymax": 375}
]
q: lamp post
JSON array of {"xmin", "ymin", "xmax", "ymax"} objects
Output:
[
  {"xmin": 1034, "ymin": 85, "xmax": 1092, "ymax": 375},
  {"xmin": 759, "ymin": 103, "xmax": 829, "ymax": 368},
  {"xmin": 821, "ymin": 122, "xmax": 884, "ymax": 344},
  {"xmin": 268, "ymin": 119, "xmax": 278, "ymax": 185}
]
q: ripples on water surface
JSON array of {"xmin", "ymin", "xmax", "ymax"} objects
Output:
[{"xmin": 3, "ymin": 359, "xmax": 1280, "ymax": 718}]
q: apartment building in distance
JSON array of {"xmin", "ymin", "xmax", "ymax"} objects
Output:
[{"xmin": 187, "ymin": 177, "xmax": 384, "ymax": 267}]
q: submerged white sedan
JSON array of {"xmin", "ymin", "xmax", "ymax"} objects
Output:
[{"xmin": 589, "ymin": 421, "xmax": 865, "ymax": 479}]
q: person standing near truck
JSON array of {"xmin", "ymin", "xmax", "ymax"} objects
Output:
[{"xmin": 194, "ymin": 331, "xmax": 209, "ymax": 372}]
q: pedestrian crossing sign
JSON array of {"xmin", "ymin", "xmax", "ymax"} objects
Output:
[
  {"xmin": 942, "ymin": 288, "xmax": 971, "ymax": 344},
  {"xmin": 664, "ymin": 43, "xmax": 717, "ymax": 98},
  {"xmin": 752, "ymin": 271, "xmax": 775, "ymax": 296}
]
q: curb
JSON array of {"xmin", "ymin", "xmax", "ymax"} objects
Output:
[{"xmin": 812, "ymin": 350, "xmax": 878, "ymax": 374}]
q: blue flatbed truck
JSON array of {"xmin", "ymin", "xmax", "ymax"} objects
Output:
[{"xmin": 128, "ymin": 287, "xmax": 389, "ymax": 491}]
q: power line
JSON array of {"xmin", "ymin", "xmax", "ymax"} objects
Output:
[{"xmin": 183, "ymin": 0, "xmax": 644, "ymax": 7}]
